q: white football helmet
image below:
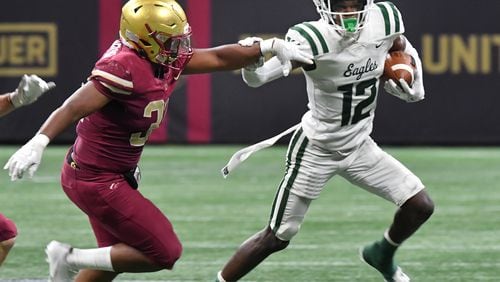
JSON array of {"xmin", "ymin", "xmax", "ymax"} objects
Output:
[{"xmin": 313, "ymin": 0, "xmax": 374, "ymax": 35}]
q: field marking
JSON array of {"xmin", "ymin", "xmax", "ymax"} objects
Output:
[
  {"xmin": 182, "ymin": 242, "xmax": 500, "ymax": 251},
  {"xmin": 178, "ymin": 260, "xmax": 500, "ymax": 267}
]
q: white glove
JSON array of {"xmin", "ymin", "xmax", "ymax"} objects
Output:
[
  {"xmin": 9, "ymin": 74, "xmax": 56, "ymax": 108},
  {"xmin": 383, "ymin": 78, "xmax": 424, "ymax": 102},
  {"xmin": 384, "ymin": 37, "xmax": 425, "ymax": 103},
  {"xmin": 3, "ymin": 134, "xmax": 50, "ymax": 181},
  {"xmin": 238, "ymin": 37, "xmax": 263, "ymax": 47},
  {"xmin": 260, "ymin": 38, "xmax": 313, "ymax": 77},
  {"xmin": 238, "ymin": 37, "xmax": 265, "ymax": 71}
]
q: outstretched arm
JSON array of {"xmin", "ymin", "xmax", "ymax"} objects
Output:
[
  {"xmin": 183, "ymin": 38, "xmax": 312, "ymax": 75},
  {"xmin": 4, "ymin": 81, "xmax": 110, "ymax": 181},
  {"xmin": 183, "ymin": 44, "xmax": 262, "ymax": 74}
]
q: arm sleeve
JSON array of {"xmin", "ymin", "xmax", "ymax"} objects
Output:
[
  {"xmin": 242, "ymin": 57, "xmax": 285, "ymax": 88},
  {"xmin": 242, "ymin": 24, "xmax": 315, "ymax": 88}
]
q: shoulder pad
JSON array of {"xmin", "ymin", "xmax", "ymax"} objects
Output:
[
  {"xmin": 287, "ymin": 21, "xmax": 330, "ymax": 56},
  {"xmin": 90, "ymin": 57, "xmax": 134, "ymax": 95},
  {"xmin": 372, "ymin": 1, "xmax": 405, "ymax": 37}
]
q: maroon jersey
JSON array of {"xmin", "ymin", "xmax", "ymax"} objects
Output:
[{"xmin": 73, "ymin": 40, "xmax": 189, "ymax": 173}]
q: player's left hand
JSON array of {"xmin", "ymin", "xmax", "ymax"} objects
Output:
[
  {"xmin": 260, "ymin": 38, "xmax": 313, "ymax": 76},
  {"xmin": 9, "ymin": 74, "xmax": 56, "ymax": 108},
  {"xmin": 384, "ymin": 78, "xmax": 424, "ymax": 102},
  {"xmin": 3, "ymin": 134, "xmax": 50, "ymax": 181}
]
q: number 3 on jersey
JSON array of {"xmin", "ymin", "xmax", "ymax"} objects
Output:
[
  {"xmin": 129, "ymin": 99, "xmax": 168, "ymax": 146},
  {"xmin": 338, "ymin": 78, "xmax": 378, "ymax": 126}
]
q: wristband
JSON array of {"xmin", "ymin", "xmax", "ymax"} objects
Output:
[
  {"xmin": 31, "ymin": 133, "xmax": 50, "ymax": 148},
  {"xmin": 259, "ymin": 38, "xmax": 275, "ymax": 55}
]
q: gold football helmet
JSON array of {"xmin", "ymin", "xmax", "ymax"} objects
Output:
[{"xmin": 120, "ymin": 0, "xmax": 193, "ymax": 67}]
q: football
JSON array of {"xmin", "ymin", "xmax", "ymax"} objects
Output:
[{"xmin": 383, "ymin": 51, "xmax": 416, "ymax": 87}]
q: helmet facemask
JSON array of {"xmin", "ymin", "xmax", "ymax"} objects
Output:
[
  {"xmin": 145, "ymin": 23, "xmax": 193, "ymax": 69},
  {"xmin": 313, "ymin": 0, "xmax": 373, "ymax": 35}
]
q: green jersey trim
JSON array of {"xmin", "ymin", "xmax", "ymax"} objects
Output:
[
  {"xmin": 270, "ymin": 128, "xmax": 308, "ymax": 233},
  {"xmin": 376, "ymin": 2, "xmax": 402, "ymax": 36},
  {"xmin": 291, "ymin": 23, "xmax": 329, "ymax": 56},
  {"xmin": 291, "ymin": 26, "xmax": 319, "ymax": 56},
  {"xmin": 302, "ymin": 23, "xmax": 330, "ymax": 54},
  {"xmin": 387, "ymin": 2, "xmax": 400, "ymax": 33}
]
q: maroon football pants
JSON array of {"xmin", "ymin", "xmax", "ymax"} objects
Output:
[{"xmin": 60, "ymin": 159, "xmax": 182, "ymax": 269}]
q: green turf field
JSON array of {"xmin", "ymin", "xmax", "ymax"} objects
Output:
[{"xmin": 0, "ymin": 145, "xmax": 499, "ymax": 281}]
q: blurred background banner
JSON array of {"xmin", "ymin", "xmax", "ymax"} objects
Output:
[{"xmin": 0, "ymin": 0, "xmax": 498, "ymax": 145}]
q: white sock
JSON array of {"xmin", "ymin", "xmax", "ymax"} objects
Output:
[
  {"xmin": 217, "ymin": 270, "xmax": 227, "ymax": 282},
  {"xmin": 66, "ymin": 246, "xmax": 114, "ymax": 272}
]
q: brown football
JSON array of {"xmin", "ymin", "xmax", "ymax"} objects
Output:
[{"xmin": 383, "ymin": 51, "xmax": 416, "ymax": 87}]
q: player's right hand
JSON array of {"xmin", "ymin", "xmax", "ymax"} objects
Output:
[
  {"xmin": 260, "ymin": 38, "xmax": 313, "ymax": 77},
  {"xmin": 3, "ymin": 134, "xmax": 50, "ymax": 181},
  {"xmin": 384, "ymin": 78, "xmax": 424, "ymax": 103},
  {"xmin": 9, "ymin": 74, "xmax": 56, "ymax": 108}
]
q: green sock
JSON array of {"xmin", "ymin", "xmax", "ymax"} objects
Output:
[
  {"xmin": 362, "ymin": 236, "xmax": 399, "ymax": 278},
  {"xmin": 379, "ymin": 236, "xmax": 398, "ymax": 259}
]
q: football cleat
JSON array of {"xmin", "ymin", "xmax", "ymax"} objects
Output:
[
  {"xmin": 360, "ymin": 244, "xmax": 410, "ymax": 282},
  {"xmin": 390, "ymin": 267, "xmax": 410, "ymax": 282},
  {"xmin": 46, "ymin": 240, "xmax": 77, "ymax": 282}
]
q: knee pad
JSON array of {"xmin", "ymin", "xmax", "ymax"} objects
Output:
[
  {"xmin": 274, "ymin": 221, "xmax": 301, "ymax": 242},
  {"xmin": 269, "ymin": 192, "xmax": 309, "ymax": 242}
]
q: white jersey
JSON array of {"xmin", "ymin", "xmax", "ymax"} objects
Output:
[{"xmin": 286, "ymin": 1, "xmax": 404, "ymax": 152}]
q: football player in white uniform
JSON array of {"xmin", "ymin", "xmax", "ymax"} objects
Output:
[{"xmin": 216, "ymin": 1, "xmax": 434, "ymax": 281}]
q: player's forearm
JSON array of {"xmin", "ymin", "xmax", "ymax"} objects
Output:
[
  {"xmin": 38, "ymin": 104, "xmax": 84, "ymax": 141},
  {"xmin": 213, "ymin": 44, "xmax": 262, "ymax": 70},
  {"xmin": 0, "ymin": 93, "xmax": 15, "ymax": 117},
  {"xmin": 37, "ymin": 82, "xmax": 110, "ymax": 141},
  {"xmin": 185, "ymin": 44, "xmax": 261, "ymax": 74}
]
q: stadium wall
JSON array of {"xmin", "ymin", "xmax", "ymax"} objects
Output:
[{"xmin": 0, "ymin": 0, "xmax": 498, "ymax": 145}]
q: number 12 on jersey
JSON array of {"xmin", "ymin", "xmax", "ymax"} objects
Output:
[{"xmin": 338, "ymin": 78, "xmax": 378, "ymax": 126}]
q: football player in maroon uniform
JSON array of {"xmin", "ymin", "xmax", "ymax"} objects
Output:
[
  {"xmin": 3, "ymin": 0, "xmax": 312, "ymax": 281},
  {"xmin": 0, "ymin": 74, "xmax": 55, "ymax": 267}
]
